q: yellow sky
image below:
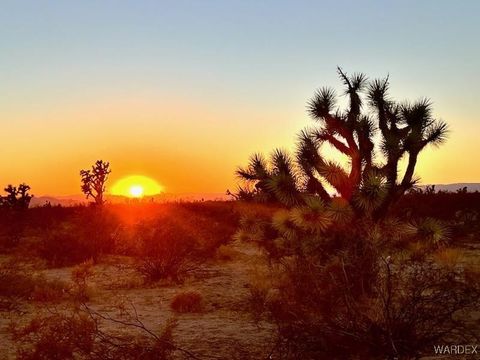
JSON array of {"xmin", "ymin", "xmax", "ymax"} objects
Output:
[{"xmin": 1, "ymin": 90, "xmax": 478, "ymax": 196}]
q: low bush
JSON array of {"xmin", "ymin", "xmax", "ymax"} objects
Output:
[
  {"xmin": 11, "ymin": 304, "xmax": 180, "ymax": 360},
  {"xmin": 37, "ymin": 208, "xmax": 117, "ymax": 267},
  {"xmin": 237, "ymin": 201, "xmax": 480, "ymax": 359},
  {"xmin": 170, "ymin": 291, "xmax": 204, "ymax": 313},
  {"xmin": 135, "ymin": 217, "xmax": 200, "ymax": 282},
  {"xmin": 267, "ymin": 252, "xmax": 478, "ymax": 359},
  {"xmin": 11, "ymin": 312, "xmax": 96, "ymax": 360}
]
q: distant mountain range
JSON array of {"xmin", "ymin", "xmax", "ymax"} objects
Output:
[
  {"xmin": 30, "ymin": 192, "xmax": 230, "ymax": 207},
  {"xmin": 29, "ymin": 183, "xmax": 480, "ymax": 207},
  {"xmin": 419, "ymin": 183, "xmax": 480, "ymax": 192}
]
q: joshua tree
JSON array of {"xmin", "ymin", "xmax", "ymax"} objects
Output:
[
  {"xmin": 0, "ymin": 183, "xmax": 33, "ymax": 246},
  {"xmin": 0, "ymin": 183, "xmax": 33, "ymax": 209},
  {"xmin": 237, "ymin": 68, "xmax": 448, "ymax": 216},
  {"xmin": 80, "ymin": 160, "xmax": 111, "ymax": 206}
]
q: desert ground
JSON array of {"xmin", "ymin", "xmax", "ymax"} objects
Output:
[{"xmin": 1, "ymin": 194, "xmax": 479, "ymax": 359}]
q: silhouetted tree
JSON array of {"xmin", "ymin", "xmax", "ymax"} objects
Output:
[
  {"xmin": 0, "ymin": 183, "xmax": 33, "ymax": 246},
  {"xmin": 237, "ymin": 67, "xmax": 448, "ymax": 217},
  {"xmin": 0, "ymin": 183, "xmax": 33, "ymax": 209},
  {"xmin": 80, "ymin": 160, "xmax": 111, "ymax": 206}
]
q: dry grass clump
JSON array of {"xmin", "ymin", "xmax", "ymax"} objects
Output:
[{"xmin": 170, "ymin": 291, "xmax": 204, "ymax": 313}]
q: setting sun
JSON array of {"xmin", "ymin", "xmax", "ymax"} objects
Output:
[
  {"xmin": 111, "ymin": 175, "xmax": 163, "ymax": 198},
  {"xmin": 129, "ymin": 185, "xmax": 144, "ymax": 198}
]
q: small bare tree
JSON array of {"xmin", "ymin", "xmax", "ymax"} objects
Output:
[{"xmin": 80, "ymin": 160, "xmax": 111, "ymax": 206}]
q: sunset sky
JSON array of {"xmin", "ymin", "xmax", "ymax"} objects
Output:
[{"xmin": 1, "ymin": 0, "xmax": 479, "ymax": 196}]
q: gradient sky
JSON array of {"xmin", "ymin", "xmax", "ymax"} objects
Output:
[{"xmin": 1, "ymin": 0, "xmax": 479, "ymax": 196}]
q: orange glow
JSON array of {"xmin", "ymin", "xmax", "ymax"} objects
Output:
[{"xmin": 111, "ymin": 175, "xmax": 163, "ymax": 198}]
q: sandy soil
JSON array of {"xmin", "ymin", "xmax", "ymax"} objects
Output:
[
  {"xmin": 1, "ymin": 240, "xmax": 479, "ymax": 359},
  {"xmin": 0, "ymin": 241, "xmax": 276, "ymax": 359}
]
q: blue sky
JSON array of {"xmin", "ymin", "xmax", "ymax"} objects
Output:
[{"xmin": 1, "ymin": 1, "xmax": 479, "ymax": 194}]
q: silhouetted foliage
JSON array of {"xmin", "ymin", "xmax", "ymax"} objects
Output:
[
  {"xmin": 80, "ymin": 160, "xmax": 111, "ymax": 206},
  {"xmin": 9, "ymin": 201, "xmax": 240, "ymax": 268},
  {"xmin": 0, "ymin": 183, "xmax": 33, "ymax": 246},
  {"xmin": 237, "ymin": 68, "xmax": 449, "ymax": 218},
  {"xmin": 0, "ymin": 183, "xmax": 33, "ymax": 210},
  {"xmin": 38, "ymin": 207, "xmax": 118, "ymax": 266}
]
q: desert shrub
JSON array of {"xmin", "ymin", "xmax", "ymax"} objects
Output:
[
  {"xmin": 84, "ymin": 301, "xmax": 180, "ymax": 360},
  {"xmin": 237, "ymin": 201, "xmax": 479, "ymax": 359},
  {"xmin": 171, "ymin": 202, "xmax": 240, "ymax": 258},
  {"xmin": 38, "ymin": 224, "xmax": 90, "ymax": 266},
  {"xmin": 267, "ymin": 254, "xmax": 479, "ymax": 360},
  {"xmin": 137, "ymin": 255, "xmax": 195, "ymax": 283},
  {"xmin": 11, "ymin": 302, "xmax": 183, "ymax": 360},
  {"xmin": 11, "ymin": 310, "xmax": 177, "ymax": 360},
  {"xmin": 260, "ymin": 242, "xmax": 477, "ymax": 358},
  {"xmin": 4, "ymin": 201, "xmax": 240, "ymax": 266},
  {"xmin": 0, "ymin": 208, "xmax": 29, "ymax": 248},
  {"xmin": 135, "ymin": 217, "xmax": 201, "ymax": 282},
  {"xmin": 11, "ymin": 312, "xmax": 96, "ymax": 360},
  {"xmin": 37, "ymin": 207, "xmax": 118, "ymax": 266},
  {"xmin": 454, "ymin": 208, "xmax": 480, "ymax": 238},
  {"xmin": 110, "ymin": 202, "xmax": 242, "ymax": 281},
  {"xmin": 0, "ymin": 263, "xmax": 68, "ymax": 306},
  {"xmin": 91, "ymin": 321, "xmax": 177, "ymax": 360},
  {"xmin": 170, "ymin": 291, "xmax": 204, "ymax": 313}
]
